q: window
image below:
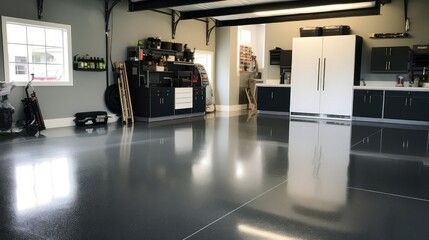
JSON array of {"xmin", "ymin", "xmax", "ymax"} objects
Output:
[
  {"xmin": 194, "ymin": 50, "xmax": 214, "ymax": 86},
  {"xmin": 239, "ymin": 29, "xmax": 252, "ymax": 45},
  {"xmin": 2, "ymin": 16, "xmax": 72, "ymax": 86}
]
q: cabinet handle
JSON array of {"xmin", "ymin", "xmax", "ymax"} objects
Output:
[
  {"xmin": 271, "ymin": 92, "xmax": 273, "ymax": 99},
  {"xmin": 369, "ymin": 96, "xmax": 372, "ymax": 104},
  {"xmin": 388, "ymin": 61, "xmax": 391, "ymax": 70},
  {"xmin": 317, "ymin": 58, "xmax": 321, "ymax": 91},
  {"xmin": 405, "ymin": 98, "xmax": 408, "ymax": 106},
  {"xmin": 364, "ymin": 95, "xmax": 367, "ymax": 103},
  {"xmin": 385, "ymin": 61, "xmax": 388, "ymax": 70},
  {"xmin": 322, "ymin": 58, "xmax": 326, "ymax": 91},
  {"xmin": 389, "ymin": 48, "xmax": 392, "ymax": 56},
  {"xmin": 409, "ymin": 98, "xmax": 412, "ymax": 106},
  {"xmin": 406, "ymin": 140, "xmax": 409, "ymax": 149}
]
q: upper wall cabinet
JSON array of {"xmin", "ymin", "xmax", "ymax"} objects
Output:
[{"xmin": 371, "ymin": 47, "xmax": 411, "ymax": 73}]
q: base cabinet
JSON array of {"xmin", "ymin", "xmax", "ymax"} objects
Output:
[
  {"xmin": 353, "ymin": 90, "xmax": 429, "ymax": 123},
  {"xmin": 384, "ymin": 91, "xmax": 429, "ymax": 121},
  {"xmin": 353, "ymin": 90, "xmax": 383, "ymax": 118},
  {"xmin": 150, "ymin": 88, "xmax": 174, "ymax": 118},
  {"xmin": 257, "ymin": 87, "xmax": 290, "ymax": 113}
]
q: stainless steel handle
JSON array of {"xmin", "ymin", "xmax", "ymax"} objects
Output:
[
  {"xmin": 405, "ymin": 98, "xmax": 408, "ymax": 106},
  {"xmin": 364, "ymin": 95, "xmax": 367, "ymax": 103},
  {"xmin": 322, "ymin": 58, "xmax": 326, "ymax": 91},
  {"xmin": 388, "ymin": 61, "xmax": 391, "ymax": 70},
  {"xmin": 389, "ymin": 48, "xmax": 392, "ymax": 55},
  {"xmin": 385, "ymin": 61, "xmax": 388, "ymax": 70},
  {"xmin": 409, "ymin": 97, "xmax": 413, "ymax": 106},
  {"xmin": 369, "ymin": 96, "xmax": 372, "ymax": 104},
  {"xmin": 271, "ymin": 92, "xmax": 273, "ymax": 99},
  {"xmin": 317, "ymin": 58, "xmax": 321, "ymax": 91}
]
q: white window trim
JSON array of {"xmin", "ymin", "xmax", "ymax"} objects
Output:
[
  {"xmin": 194, "ymin": 49, "xmax": 215, "ymax": 85},
  {"xmin": 1, "ymin": 16, "xmax": 73, "ymax": 87}
]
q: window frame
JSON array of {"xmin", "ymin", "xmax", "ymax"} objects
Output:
[
  {"xmin": 1, "ymin": 16, "xmax": 73, "ymax": 87},
  {"xmin": 194, "ymin": 50, "xmax": 215, "ymax": 86}
]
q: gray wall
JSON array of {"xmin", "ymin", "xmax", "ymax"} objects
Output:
[
  {"xmin": 0, "ymin": 0, "xmax": 215, "ymax": 120},
  {"xmin": 265, "ymin": 0, "xmax": 429, "ymax": 82}
]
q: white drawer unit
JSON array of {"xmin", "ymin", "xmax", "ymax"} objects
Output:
[{"xmin": 175, "ymin": 88, "xmax": 193, "ymax": 110}]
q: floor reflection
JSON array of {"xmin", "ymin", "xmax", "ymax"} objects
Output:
[{"xmin": 15, "ymin": 157, "xmax": 72, "ymax": 212}]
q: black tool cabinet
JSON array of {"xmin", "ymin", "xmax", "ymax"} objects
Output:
[{"xmin": 371, "ymin": 47, "xmax": 411, "ymax": 73}]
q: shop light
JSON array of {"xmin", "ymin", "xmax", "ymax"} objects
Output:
[{"xmin": 254, "ymin": 1, "xmax": 376, "ymax": 17}]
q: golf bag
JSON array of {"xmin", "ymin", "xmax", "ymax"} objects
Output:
[{"xmin": 22, "ymin": 78, "xmax": 46, "ymax": 132}]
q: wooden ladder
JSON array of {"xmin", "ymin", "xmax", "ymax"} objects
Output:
[{"xmin": 114, "ymin": 62, "xmax": 134, "ymax": 125}]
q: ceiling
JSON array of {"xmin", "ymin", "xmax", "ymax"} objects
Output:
[{"xmin": 128, "ymin": 0, "xmax": 381, "ymax": 27}]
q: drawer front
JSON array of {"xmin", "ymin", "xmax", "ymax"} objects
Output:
[
  {"xmin": 175, "ymin": 102, "xmax": 193, "ymax": 110},
  {"xmin": 175, "ymin": 88, "xmax": 193, "ymax": 94}
]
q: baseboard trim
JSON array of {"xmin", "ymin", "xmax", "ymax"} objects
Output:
[
  {"xmin": 216, "ymin": 104, "xmax": 248, "ymax": 112},
  {"xmin": 44, "ymin": 115, "xmax": 119, "ymax": 129}
]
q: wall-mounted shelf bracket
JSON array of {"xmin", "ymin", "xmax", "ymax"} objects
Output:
[
  {"xmin": 172, "ymin": 10, "xmax": 181, "ymax": 39},
  {"xmin": 37, "ymin": 0, "xmax": 44, "ymax": 19},
  {"xmin": 206, "ymin": 18, "xmax": 216, "ymax": 46}
]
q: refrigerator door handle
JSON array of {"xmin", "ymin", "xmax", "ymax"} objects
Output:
[
  {"xmin": 322, "ymin": 58, "xmax": 327, "ymax": 91},
  {"xmin": 317, "ymin": 58, "xmax": 321, "ymax": 91}
]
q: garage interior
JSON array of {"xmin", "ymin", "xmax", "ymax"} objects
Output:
[{"xmin": 0, "ymin": 0, "xmax": 429, "ymax": 239}]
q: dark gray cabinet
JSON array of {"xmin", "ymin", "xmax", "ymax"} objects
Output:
[
  {"xmin": 193, "ymin": 87, "xmax": 206, "ymax": 113},
  {"xmin": 408, "ymin": 92, "xmax": 429, "ymax": 121},
  {"xmin": 384, "ymin": 91, "xmax": 409, "ymax": 120},
  {"xmin": 257, "ymin": 87, "xmax": 290, "ymax": 113},
  {"xmin": 353, "ymin": 90, "xmax": 383, "ymax": 118},
  {"xmin": 371, "ymin": 47, "xmax": 411, "ymax": 73},
  {"xmin": 150, "ymin": 87, "xmax": 174, "ymax": 118},
  {"xmin": 384, "ymin": 91, "xmax": 429, "ymax": 121}
]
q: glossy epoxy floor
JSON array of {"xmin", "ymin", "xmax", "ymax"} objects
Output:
[{"xmin": 1, "ymin": 113, "xmax": 429, "ymax": 240}]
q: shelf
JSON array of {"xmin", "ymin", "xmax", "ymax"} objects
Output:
[{"xmin": 74, "ymin": 68, "xmax": 105, "ymax": 72}]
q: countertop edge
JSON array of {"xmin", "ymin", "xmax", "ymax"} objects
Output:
[
  {"xmin": 256, "ymin": 84, "xmax": 291, "ymax": 88},
  {"xmin": 353, "ymin": 86, "xmax": 429, "ymax": 92}
]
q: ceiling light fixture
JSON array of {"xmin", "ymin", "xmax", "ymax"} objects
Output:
[{"xmin": 254, "ymin": 1, "xmax": 376, "ymax": 17}]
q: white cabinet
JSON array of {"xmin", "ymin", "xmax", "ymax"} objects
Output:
[{"xmin": 290, "ymin": 35, "xmax": 361, "ymax": 120}]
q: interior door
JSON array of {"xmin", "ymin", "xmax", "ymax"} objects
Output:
[
  {"xmin": 290, "ymin": 37, "xmax": 323, "ymax": 115},
  {"xmin": 319, "ymin": 36, "xmax": 356, "ymax": 117}
]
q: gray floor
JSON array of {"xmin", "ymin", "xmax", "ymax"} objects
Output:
[{"xmin": 0, "ymin": 112, "xmax": 429, "ymax": 239}]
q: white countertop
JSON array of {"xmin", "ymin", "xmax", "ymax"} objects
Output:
[
  {"xmin": 354, "ymin": 86, "xmax": 429, "ymax": 92},
  {"xmin": 256, "ymin": 83, "xmax": 291, "ymax": 88}
]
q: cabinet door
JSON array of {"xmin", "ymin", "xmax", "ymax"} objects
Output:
[
  {"xmin": 353, "ymin": 90, "xmax": 367, "ymax": 117},
  {"xmin": 272, "ymin": 87, "xmax": 290, "ymax": 112},
  {"xmin": 257, "ymin": 87, "xmax": 274, "ymax": 111},
  {"xmin": 408, "ymin": 92, "xmax": 429, "ymax": 121},
  {"xmin": 150, "ymin": 88, "xmax": 164, "ymax": 118},
  {"xmin": 161, "ymin": 88, "xmax": 174, "ymax": 116},
  {"xmin": 320, "ymin": 35, "xmax": 356, "ymax": 117},
  {"xmin": 389, "ymin": 47, "xmax": 410, "ymax": 73},
  {"xmin": 371, "ymin": 47, "xmax": 388, "ymax": 72},
  {"xmin": 290, "ymin": 37, "xmax": 323, "ymax": 115},
  {"xmin": 384, "ymin": 91, "xmax": 409, "ymax": 120},
  {"xmin": 366, "ymin": 93, "xmax": 384, "ymax": 118},
  {"xmin": 193, "ymin": 87, "xmax": 206, "ymax": 113}
]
